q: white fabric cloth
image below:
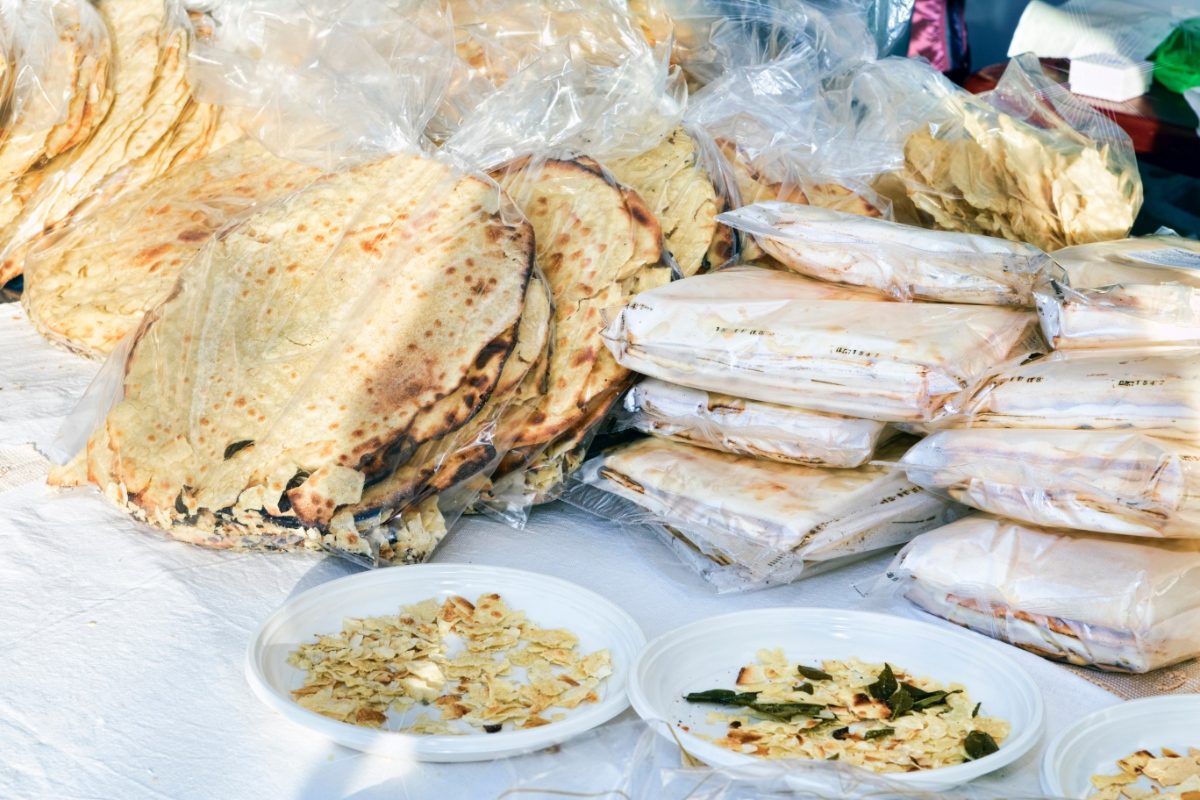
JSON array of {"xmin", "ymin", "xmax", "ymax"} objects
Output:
[
  {"xmin": 0, "ymin": 306, "xmax": 1116, "ymax": 799},
  {"xmin": 1009, "ymin": 0, "xmax": 1185, "ymax": 61}
]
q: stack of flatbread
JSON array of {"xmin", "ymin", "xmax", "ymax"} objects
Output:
[
  {"xmin": 0, "ymin": 0, "xmax": 113, "ymax": 264},
  {"xmin": 603, "ymin": 266, "xmax": 1035, "ymax": 422},
  {"xmin": 722, "ymin": 201, "xmax": 1053, "ymax": 306},
  {"xmin": 577, "ymin": 436, "xmax": 961, "ymax": 590},
  {"xmin": 51, "ymin": 151, "xmax": 547, "ymax": 566},
  {"xmin": 1036, "ymin": 235, "xmax": 1200, "ymax": 350},
  {"xmin": 0, "ymin": 0, "xmax": 234, "ymax": 285},
  {"xmin": 621, "ymin": 378, "xmax": 893, "ymax": 467},
  {"xmin": 480, "ymin": 156, "xmax": 672, "ymax": 516},
  {"xmin": 22, "ymin": 137, "xmax": 325, "ymax": 358},
  {"xmin": 900, "ymin": 429, "xmax": 1200, "ymax": 538},
  {"xmin": 606, "ymin": 127, "xmax": 734, "ymax": 277},
  {"xmin": 893, "ymin": 515, "xmax": 1200, "ymax": 672}
]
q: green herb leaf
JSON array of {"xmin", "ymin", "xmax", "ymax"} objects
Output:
[
  {"xmin": 887, "ymin": 687, "xmax": 914, "ymax": 719},
  {"xmin": 831, "ymin": 727, "xmax": 850, "ymax": 741},
  {"xmin": 912, "ymin": 689, "xmax": 960, "ymax": 711},
  {"xmin": 794, "ymin": 683, "xmax": 815, "ymax": 695},
  {"xmin": 684, "ymin": 690, "xmax": 759, "ymax": 706},
  {"xmin": 797, "ymin": 665, "xmax": 833, "ymax": 681},
  {"xmin": 971, "ymin": 702, "xmax": 981, "ymax": 718},
  {"xmin": 826, "ymin": 754, "xmax": 839, "ymax": 761},
  {"xmin": 868, "ymin": 664, "xmax": 898, "ymax": 701},
  {"xmin": 864, "ymin": 727, "xmax": 895, "ymax": 740},
  {"xmin": 748, "ymin": 702, "xmax": 827, "ymax": 720},
  {"xmin": 899, "ymin": 682, "xmax": 934, "ymax": 702},
  {"xmin": 964, "ymin": 730, "xmax": 999, "ymax": 760}
]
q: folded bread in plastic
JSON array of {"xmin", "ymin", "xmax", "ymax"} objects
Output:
[
  {"xmin": 900, "ymin": 429, "xmax": 1200, "ymax": 538},
  {"xmin": 721, "ymin": 201, "xmax": 1052, "ymax": 305},
  {"xmin": 949, "ymin": 348, "xmax": 1200, "ymax": 440},
  {"xmin": 603, "ymin": 266, "xmax": 1035, "ymax": 422},
  {"xmin": 622, "ymin": 378, "xmax": 892, "ymax": 467},
  {"xmin": 893, "ymin": 514, "xmax": 1200, "ymax": 672},
  {"xmin": 578, "ymin": 436, "xmax": 961, "ymax": 587},
  {"xmin": 1036, "ymin": 235, "xmax": 1200, "ymax": 350},
  {"xmin": 51, "ymin": 151, "xmax": 542, "ymax": 566}
]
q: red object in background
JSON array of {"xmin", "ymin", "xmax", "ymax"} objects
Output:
[{"xmin": 964, "ymin": 58, "xmax": 1200, "ymax": 178}]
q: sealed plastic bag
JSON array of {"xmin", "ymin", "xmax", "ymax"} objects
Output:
[
  {"xmin": 865, "ymin": 54, "xmax": 1142, "ymax": 252},
  {"xmin": 603, "ymin": 266, "xmax": 1036, "ymax": 422},
  {"xmin": 722, "ymin": 201, "xmax": 1054, "ymax": 305},
  {"xmin": 947, "ymin": 348, "xmax": 1200, "ymax": 440},
  {"xmin": 0, "ymin": 0, "xmax": 231, "ymax": 285},
  {"xmin": 1036, "ymin": 234, "xmax": 1200, "ymax": 350},
  {"xmin": 889, "ymin": 514, "xmax": 1200, "ymax": 672},
  {"xmin": 50, "ymin": 150, "xmax": 549, "ymax": 567},
  {"xmin": 899, "ymin": 429, "xmax": 1200, "ymax": 538},
  {"xmin": 619, "ymin": 377, "xmax": 893, "ymax": 467},
  {"xmin": 568, "ymin": 436, "xmax": 964, "ymax": 591}
]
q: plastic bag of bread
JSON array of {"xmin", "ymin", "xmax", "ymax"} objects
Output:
[
  {"xmin": 567, "ymin": 436, "xmax": 963, "ymax": 592},
  {"xmin": 899, "ymin": 429, "xmax": 1200, "ymax": 538},
  {"xmin": 603, "ymin": 266, "xmax": 1036, "ymax": 422},
  {"xmin": 1036, "ymin": 234, "xmax": 1200, "ymax": 350},
  {"xmin": 619, "ymin": 378, "xmax": 893, "ymax": 467},
  {"xmin": 889, "ymin": 515, "xmax": 1200, "ymax": 672}
]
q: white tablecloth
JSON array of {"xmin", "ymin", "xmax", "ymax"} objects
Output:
[{"xmin": 0, "ymin": 307, "xmax": 1116, "ymax": 800}]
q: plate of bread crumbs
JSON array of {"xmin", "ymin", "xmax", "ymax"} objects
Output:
[
  {"xmin": 246, "ymin": 564, "xmax": 644, "ymax": 761},
  {"xmin": 628, "ymin": 608, "xmax": 1043, "ymax": 791},
  {"xmin": 1042, "ymin": 695, "xmax": 1200, "ymax": 799}
]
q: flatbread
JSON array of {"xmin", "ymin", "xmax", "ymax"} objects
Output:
[
  {"xmin": 23, "ymin": 138, "xmax": 325, "ymax": 357},
  {"xmin": 0, "ymin": 0, "xmax": 225, "ymax": 285},
  {"xmin": 607, "ymin": 127, "xmax": 733, "ymax": 276},
  {"xmin": 487, "ymin": 156, "xmax": 671, "ymax": 502},
  {"xmin": 56, "ymin": 152, "xmax": 536, "ymax": 564}
]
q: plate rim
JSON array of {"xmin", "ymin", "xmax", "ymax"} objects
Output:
[
  {"xmin": 627, "ymin": 605, "xmax": 1045, "ymax": 787},
  {"xmin": 1040, "ymin": 693, "xmax": 1200, "ymax": 798},
  {"xmin": 245, "ymin": 562, "xmax": 646, "ymax": 759}
]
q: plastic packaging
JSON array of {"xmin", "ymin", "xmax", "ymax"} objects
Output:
[
  {"xmin": 722, "ymin": 201, "xmax": 1054, "ymax": 306},
  {"xmin": 864, "ymin": 54, "xmax": 1142, "ymax": 252},
  {"xmin": 1152, "ymin": 17, "xmax": 1200, "ymax": 93},
  {"xmin": 946, "ymin": 348, "xmax": 1200, "ymax": 441},
  {"xmin": 50, "ymin": 150, "xmax": 548, "ymax": 568},
  {"xmin": 603, "ymin": 266, "xmax": 1037, "ymax": 423},
  {"xmin": 1035, "ymin": 234, "xmax": 1200, "ymax": 350},
  {"xmin": 887, "ymin": 514, "xmax": 1200, "ymax": 673},
  {"xmin": 618, "ymin": 377, "xmax": 893, "ymax": 467},
  {"xmin": 899, "ymin": 429, "xmax": 1200, "ymax": 538},
  {"xmin": 566, "ymin": 436, "xmax": 964, "ymax": 592}
]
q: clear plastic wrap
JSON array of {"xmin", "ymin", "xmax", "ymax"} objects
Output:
[
  {"xmin": 50, "ymin": 150, "xmax": 549, "ymax": 568},
  {"xmin": 722, "ymin": 201, "xmax": 1054, "ymax": 306},
  {"xmin": 189, "ymin": 0, "xmax": 455, "ymax": 167},
  {"xmin": 899, "ymin": 429, "xmax": 1200, "ymax": 539},
  {"xmin": 857, "ymin": 54, "xmax": 1143, "ymax": 251},
  {"xmin": 945, "ymin": 348, "xmax": 1200, "ymax": 441},
  {"xmin": 887, "ymin": 514, "xmax": 1200, "ymax": 673},
  {"xmin": 1036, "ymin": 234, "xmax": 1200, "ymax": 350},
  {"xmin": 0, "ymin": 0, "xmax": 230, "ymax": 285},
  {"xmin": 618, "ymin": 377, "xmax": 894, "ymax": 467},
  {"xmin": 566, "ymin": 436, "xmax": 965, "ymax": 592},
  {"xmin": 603, "ymin": 266, "xmax": 1037, "ymax": 423}
]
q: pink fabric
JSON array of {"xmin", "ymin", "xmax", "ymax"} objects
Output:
[{"xmin": 908, "ymin": 0, "xmax": 951, "ymax": 72}]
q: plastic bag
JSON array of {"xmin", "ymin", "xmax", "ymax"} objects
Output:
[
  {"xmin": 189, "ymin": 0, "xmax": 456, "ymax": 167},
  {"xmin": 864, "ymin": 54, "xmax": 1142, "ymax": 252},
  {"xmin": 618, "ymin": 377, "xmax": 893, "ymax": 467},
  {"xmin": 945, "ymin": 348, "xmax": 1200, "ymax": 441},
  {"xmin": 887, "ymin": 514, "xmax": 1200, "ymax": 673},
  {"xmin": 566, "ymin": 436, "xmax": 964, "ymax": 592},
  {"xmin": 0, "ymin": 1, "xmax": 234, "ymax": 286},
  {"xmin": 602, "ymin": 266, "xmax": 1037, "ymax": 423},
  {"xmin": 49, "ymin": 149, "xmax": 549, "ymax": 568},
  {"xmin": 1035, "ymin": 233, "xmax": 1200, "ymax": 350},
  {"xmin": 899, "ymin": 429, "xmax": 1200, "ymax": 538},
  {"xmin": 722, "ymin": 201, "xmax": 1054, "ymax": 306}
]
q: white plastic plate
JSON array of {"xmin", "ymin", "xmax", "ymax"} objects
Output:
[
  {"xmin": 246, "ymin": 563, "xmax": 644, "ymax": 762},
  {"xmin": 628, "ymin": 607, "xmax": 1044, "ymax": 791},
  {"xmin": 1042, "ymin": 694, "xmax": 1200, "ymax": 799}
]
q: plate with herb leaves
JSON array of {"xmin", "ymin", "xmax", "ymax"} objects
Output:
[{"xmin": 627, "ymin": 607, "xmax": 1043, "ymax": 790}]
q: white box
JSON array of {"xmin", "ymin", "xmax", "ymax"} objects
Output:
[{"xmin": 1069, "ymin": 53, "xmax": 1154, "ymax": 102}]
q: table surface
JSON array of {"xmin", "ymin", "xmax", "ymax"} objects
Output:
[{"xmin": 0, "ymin": 305, "xmax": 1118, "ymax": 800}]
